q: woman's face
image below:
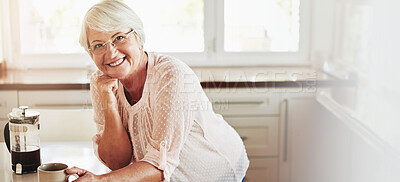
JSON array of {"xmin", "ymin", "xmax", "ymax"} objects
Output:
[{"xmin": 87, "ymin": 28, "xmax": 143, "ymax": 79}]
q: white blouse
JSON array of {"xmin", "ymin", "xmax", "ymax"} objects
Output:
[{"xmin": 90, "ymin": 52, "xmax": 249, "ymax": 181}]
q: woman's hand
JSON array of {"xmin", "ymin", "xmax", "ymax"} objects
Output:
[
  {"xmin": 95, "ymin": 74, "xmax": 119, "ymax": 111},
  {"xmin": 66, "ymin": 167, "xmax": 100, "ymax": 182},
  {"xmin": 96, "ymin": 74, "xmax": 118, "ymax": 94}
]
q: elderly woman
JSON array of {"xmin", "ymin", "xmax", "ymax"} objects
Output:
[{"xmin": 67, "ymin": 0, "xmax": 249, "ymax": 181}]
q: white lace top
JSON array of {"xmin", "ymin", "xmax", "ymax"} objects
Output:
[{"xmin": 90, "ymin": 52, "xmax": 249, "ymax": 181}]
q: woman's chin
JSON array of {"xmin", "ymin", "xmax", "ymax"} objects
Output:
[
  {"xmin": 104, "ymin": 64, "xmax": 131, "ymax": 78},
  {"xmin": 109, "ymin": 71, "xmax": 128, "ymax": 79}
]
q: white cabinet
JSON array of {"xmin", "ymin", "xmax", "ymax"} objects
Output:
[
  {"xmin": 224, "ymin": 116, "xmax": 279, "ymax": 157},
  {"xmin": 18, "ymin": 90, "xmax": 91, "ymax": 109},
  {"xmin": 0, "ymin": 89, "xmax": 96, "ymax": 142},
  {"xmin": 205, "ymin": 88, "xmax": 281, "ymax": 116},
  {"xmin": 0, "ymin": 91, "xmax": 18, "ymax": 142},
  {"xmin": 17, "ymin": 90, "xmax": 95, "ymax": 142},
  {"xmin": 205, "ymin": 88, "xmax": 285, "ymax": 182},
  {"xmin": 278, "ymin": 93, "xmax": 317, "ymax": 182},
  {"xmin": 246, "ymin": 158, "xmax": 278, "ymax": 182},
  {"xmin": 1, "ymin": 90, "xmax": 93, "ymax": 141},
  {"xmin": 205, "ymin": 88, "xmax": 316, "ymax": 182}
]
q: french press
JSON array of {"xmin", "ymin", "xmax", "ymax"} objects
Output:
[{"xmin": 3, "ymin": 106, "xmax": 41, "ymax": 174}]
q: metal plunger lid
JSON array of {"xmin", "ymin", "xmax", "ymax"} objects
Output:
[{"xmin": 8, "ymin": 106, "xmax": 40, "ymax": 124}]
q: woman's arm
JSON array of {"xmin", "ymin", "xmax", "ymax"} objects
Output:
[
  {"xmin": 93, "ymin": 75, "xmax": 132, "ymax": 170},
  {"xmin": 67, "ymin": 161, "xmax": 163, "ymax": 182},
  {"xmin": 100, "ymin": 161, "xmax": 163, "ymax": 182},
  {"xmin": 98, "ymin": 99, "xmax": 132, "ymax": 170}
]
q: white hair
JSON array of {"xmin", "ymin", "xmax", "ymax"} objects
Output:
[{"xmin": 79, "ymin": 0, "xmax": 145, "ymax": 54}]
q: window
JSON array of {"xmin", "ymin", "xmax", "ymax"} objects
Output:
[
  {"xmin": 125, "ymin": 0, "xmax": 204, "ymax": 53},
  {"xmin": 18, "ymin": 0, "xmax": 95, "ymax": 54},
  {"xmin": 4, "ymin": 0, "xmax": 95, "ymax": 68},
  {"xmin": 2, "ymin": 0, "xmax": 310, "ymax": 68},
  {"xmin": 224, "ymin": 0, "xmax": 300, "ymax": 52}
]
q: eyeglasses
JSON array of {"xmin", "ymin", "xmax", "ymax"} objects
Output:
[{"xmin": 89, "ymin": 29, "xmax": 135, "ymax": 55}]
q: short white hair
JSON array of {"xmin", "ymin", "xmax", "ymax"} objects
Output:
[{"xmin": 79, "ymin": 0, "xmax": 145, "ymax": 54}]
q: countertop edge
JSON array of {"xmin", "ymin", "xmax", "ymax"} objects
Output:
[
  {"xmin": 0, "ymin": 84, "xmax": 90, "ymax": 90},
  {"xmin": 0, "ymin": 80, "xmax": 356, "ymax": 90}
]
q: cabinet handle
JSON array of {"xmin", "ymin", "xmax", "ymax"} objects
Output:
[
  {"xmin": 213, "ymin": 101, "xmax": 265, "ymax": 105},
  {"xmin": 283, "ymin": 99, "xmax": 289, "ymax": 162},
  {"xmin": 32, "ymin": 103, "xmax": 92, "ymax": 108}
]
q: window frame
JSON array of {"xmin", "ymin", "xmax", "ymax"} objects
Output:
[
  {"xmin": 3, "ymin": 0, "xmax": 311, "ymax": 69},
  {"xmin": 212, "ymin": 0, "xmax": 311, "ymax": 66}
]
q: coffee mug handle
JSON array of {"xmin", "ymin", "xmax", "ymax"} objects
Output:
[{"xmin": 66, "ymin": 173, "xmax": 79, "ymax": 182}]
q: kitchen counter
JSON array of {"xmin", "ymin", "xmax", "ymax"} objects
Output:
[{"xmin": 0, "ymin": 67, "xmax": 353, "ymax": 90}]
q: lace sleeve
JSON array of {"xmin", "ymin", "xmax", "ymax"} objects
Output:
[
  {"xmin": 141, "ymin": 61, "xmax": 199, "ymax": 181},
  {"xmin": 89, "ymin": 71, "xmax": 106, "ymax": 162}
]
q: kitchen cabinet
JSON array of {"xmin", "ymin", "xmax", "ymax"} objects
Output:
[
  {"xmin": 278, "ymin": 94, "xmax": 316, "ymax": 182},
  {"xmin": 205, "ymin": 88, "xmax": 281, "ymax": 181},
  {"xmin": 0, "ymin": 91, "xmax": 18, "ymax": 142},
  {"xmin": 206, "ymin": 88, "xmax": 281, "ymax": 116},
  {"xmin": 17, "ymin": 90, "xmax": 95, "ymax": 142},
  {"xmin": 246, "ymin": 158, "xmax": 278, "ymax": 182},
  {"xmin": 205, "ymin": 88, "xmax": 315, "ymax": 182},
  {"xmin": 224, "ymin": 116, "xmax": 279, "ymax": 157},
  {"xmin": 0, "ymin": 90, "xmax": 96, "ymax": 142},
  {"xmin": 18, "ymin": 90, "xmax": 92, "ymax": 109}
]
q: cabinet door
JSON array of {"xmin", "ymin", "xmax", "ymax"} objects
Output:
[
  {"xmin": 205, "ymin": 88, "xmax": 281, "ymax": 116},
  {"xmin": 279, "ymin": 96, "xmax": 319, "ymax": 182},
  {"xmin": 37, "ymin": 109, "xmax": 96, "ymax": 142},
  {"xmin": 18, "ymin": 90, "xmax": 95, "ymax": 141},
  {"xmin": 245, "ymin": 158, "xmax": 278, "ymax": 182},
  {"xmin": 18, "ymin": 90, "xmax": 91, "ymax": 109},
  {"xmin": 224, "ymin": 116, "xmax": 279, "ymax": 157}
]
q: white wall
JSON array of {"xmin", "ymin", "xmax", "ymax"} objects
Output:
[
  {"xmin": 315, "ymin": 0, "xmax": 400, "ymax": 151},
  {"xmin": 289, "ymin": 98, "xmax": 400, "ymax": 182},
  {"xmin": 299, "ymin": 2, "xmax": 400, "ymax": 177}
]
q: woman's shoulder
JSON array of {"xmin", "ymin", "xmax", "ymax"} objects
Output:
[{"xmin": 150, "ymin": 52, "xmax": 193, "ymax": 75}]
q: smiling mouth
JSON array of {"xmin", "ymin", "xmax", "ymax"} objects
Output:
[{"xmin": 108, "ymin": 57, "xmax": 126, "ymax": 67}]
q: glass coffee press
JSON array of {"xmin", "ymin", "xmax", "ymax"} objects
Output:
[{"xmin": 3, "ymin": 106, "xmax": 41, "ymax": 174}]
